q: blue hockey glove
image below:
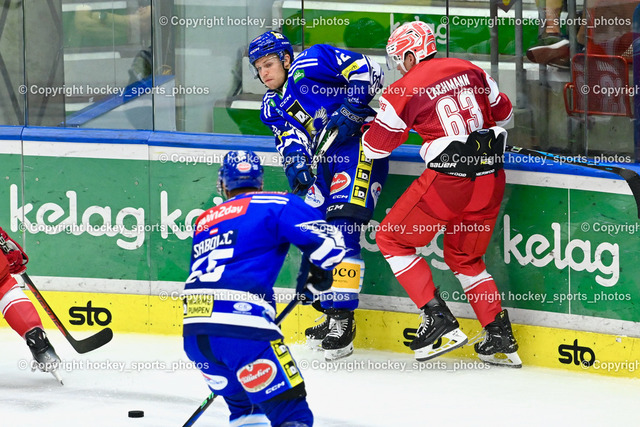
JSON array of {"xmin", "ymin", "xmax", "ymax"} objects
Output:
[
  {"xmin": 284, "ymin": 153, "xmax": 314, "ymax": 195},
  {"xmin": 325, "ymin": 100, "xmax": 376, "ymax": 143},
  {"xmin": 296, "ymin": 257, "xmax": 333, "ymax": 305}
]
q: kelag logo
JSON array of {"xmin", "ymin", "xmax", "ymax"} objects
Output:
[
  {"xmin": 503, "ymin": 214, "xmax": 619, "ymax": 287},
  {"xmin": 69, "ymin": 301, "xmax": 112, "ymax": 326},
  {"xmin": 558, "ymin": 339, "xmax": 596, "ymax": 367}
]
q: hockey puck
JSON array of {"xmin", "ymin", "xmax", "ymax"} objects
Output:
[{"xmin": 128, "ymin": 410, "xmax": 144, "ymax": 418}]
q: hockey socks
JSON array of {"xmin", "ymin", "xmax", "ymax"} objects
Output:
[
  {"xmin": 455, "ymin": 270, "xmax": 502, "ymax": 327},
  {"xmin": 0, "ymin": 280, "xmax": 43, "ymax": 338},
  {"xmin": 384, "ymin": 254, "xmax": 436, "ymax": 308}
]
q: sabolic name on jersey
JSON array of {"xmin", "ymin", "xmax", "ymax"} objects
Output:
[{"xmin": 193, "ymin": 230, "xmax": 235, "ymax": 258}]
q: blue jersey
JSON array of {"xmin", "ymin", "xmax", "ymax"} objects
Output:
[
  {"xmin": 183, "ymin": 191, "xmax": 346, "ymax": 340},
  {"xmin": 260, "ymin": 44, "xmax": 383, "ymax": 159}
]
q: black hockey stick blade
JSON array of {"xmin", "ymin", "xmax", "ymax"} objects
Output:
[
  {"xmin": 182, "ymin": 295, "xmax": 301, "ymax": 426},
  {"xmin": 20, "ymin": 273, "xmax": 113, "ymax": 354},
  {"xmin": 506, "ymin": 145, "xmax": 640, "ymax": 218}
]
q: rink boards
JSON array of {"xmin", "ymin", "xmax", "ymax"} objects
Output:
[
  {"xmin": 0, "ymin": 127, "xmax": 639, "ymax": 379},
  {"xmin": 12, "ymin": 289, "xmax": 640, "ymax": 379}
]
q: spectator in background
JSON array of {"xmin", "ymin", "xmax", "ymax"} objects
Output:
[
  {"xmin": 526, "ymin": 0, "xmax": 572, "ymax": 68},
  {"xmin": 527, "ymin": 0, "xmax": 637, "ymax": 68}
]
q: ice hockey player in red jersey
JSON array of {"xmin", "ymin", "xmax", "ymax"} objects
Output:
[
  {"xmin": 362, "ymin": 21, "xmax": 521, "ymax": 367},
  {"xmin": 0, "ymin": 227, "xmax": 62, "ymax": 379}
]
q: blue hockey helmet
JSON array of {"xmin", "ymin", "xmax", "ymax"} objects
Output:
[
  {"xmin": 217, "ymin": 150, "xmax": 264, "ymax": 194},
  {"xmin": 248, "ymin": 31, "xmax": 294, "ymax": 78}
]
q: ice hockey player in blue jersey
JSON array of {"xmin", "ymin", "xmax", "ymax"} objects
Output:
[
  {"xmin": 248, "ymin": 30, "xmax": 389, "ymax": 360},
  {"xmin": 183, "ymin": 150, "xmax": 346, "ymax": 427}
]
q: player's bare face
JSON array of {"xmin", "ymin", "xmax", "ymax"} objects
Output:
[{"xmin": 255, "ymin": 55, "xmax": 288, "ymax": 90}]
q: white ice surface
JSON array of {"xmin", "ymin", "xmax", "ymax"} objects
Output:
[{"xmin": 1, "ymin": 328, "xmax": 638, "ymax": 427}]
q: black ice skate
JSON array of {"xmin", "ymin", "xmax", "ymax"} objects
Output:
[
  {"xmin": 321, "ymin": 309, "xmax": 355, "ymax": 361},
  {"xmin": 411, "ymin": 289, "xmax": 468, "ymax": 361},
  {"xmin": 305, "ymin": 314, "xmax": 332, "ymax": 351},
  {"xmin": 26, "ymin": 327, "xmax": 63, "ymax": 384},
  {"xmin": 474, "ymin": 310, "xmax": 522, "ymax": 368}
]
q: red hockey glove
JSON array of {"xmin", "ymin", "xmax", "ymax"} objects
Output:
[{"xmin": 0, "ymin": 228, "xmax": 28, "ymax": 274}]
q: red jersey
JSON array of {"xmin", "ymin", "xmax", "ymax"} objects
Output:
[{"xmin": 362, "ymin": 58, "xmax": 513, "ymax": 162}]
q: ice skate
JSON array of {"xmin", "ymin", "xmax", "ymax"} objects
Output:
[
  {"xmin": 475, "ymin": 310, "xmax": 522, "ymax": 368},
  {"xmin": 322, "ymin": 309, "xmax": 355, "ymax": 361},
  {"xmin": 305, "ymin": 314, "xmax": 332, "ymax": 351},
  {"xmin": 411, "ymin": 289, "xmax": 468, "ymax": 362},
  {"xmin": 26, "ymin": 327, "xmax": 63, "ymax": 384}
]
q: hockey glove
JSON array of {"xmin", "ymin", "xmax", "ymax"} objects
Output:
[
  {"xmin": 325, "ymin": 100, "xmax": 376, "ymax": 143},
  {"xmin": 296, "ymin": 258, "xmax": 333, "ymax": 305},
  {"xmin": 284, "ymin": 153, "xmax": 314, "ymax": 195},
  {"xmin": 0, "ymin": 228, "xmax": 28, "ymax": 275}
]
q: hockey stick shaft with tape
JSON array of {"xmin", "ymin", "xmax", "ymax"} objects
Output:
[
  {"xmin": 292, "ymin": 127, "xmax": 339, "ymax": 194},
  {"xmin": 0, "ymin": 235, "xmax": 113, "ymax": 354},
  {"xmin": 506, "ymin": 145, "xmax": 640, "ymax": 218},
  {"xmin": 182, "ymin": 296, "xmax": 301, "ymax": 427}
]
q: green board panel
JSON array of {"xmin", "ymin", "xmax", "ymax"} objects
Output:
[{"xmin": 2, "ymin": 141, "xmax": 639, "ymax": 323}]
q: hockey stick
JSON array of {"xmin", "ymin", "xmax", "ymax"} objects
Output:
[
  {"xmin": 182, "ymin": 295, "xmax": 302, "ymax": 427},
  {"xmin": 0, "ymin": 235, "xmax": 113, "ymax": 354},
  {"xmin": 292, "ymin": 128, "xmax": 339, "ymax": 195},
  {"xmin": 311, "ymin": 127, "xmax": 339, "ymax": 170},
  {"xmin": 506, "ymin": 145, "xmax": 640, "ymax": 218}
]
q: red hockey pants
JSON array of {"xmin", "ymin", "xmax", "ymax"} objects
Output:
[{"xmin": 376, "ymin": 169, "xmax": 505, "ymax": 327}]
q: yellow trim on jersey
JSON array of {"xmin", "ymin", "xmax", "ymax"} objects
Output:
[{"xmin": 341, "ymin": 61, "xmax": 361, "ymax": 79}]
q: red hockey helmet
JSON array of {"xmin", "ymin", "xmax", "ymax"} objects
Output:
[{"xmin": 386, "ymin": 21, "xmax": 437, "ymax": 72}]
